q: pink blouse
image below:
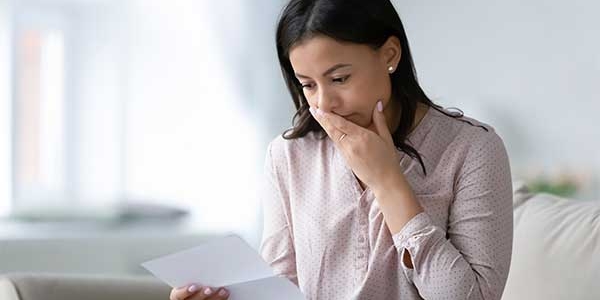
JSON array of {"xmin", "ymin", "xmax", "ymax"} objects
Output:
[{"xmin": 259, "ymin": 107, "xmax": 513, "ymax": 299}]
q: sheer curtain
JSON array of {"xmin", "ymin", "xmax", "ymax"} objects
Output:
[
  {"xmin": 123, "ymin": 0, "xmax": 292, "ymax": 245},
  {"xmin": 0, "ymin": 0, "xmax": 13, "ymax": 216}
]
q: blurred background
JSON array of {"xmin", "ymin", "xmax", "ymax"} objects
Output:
[{"xmin": 0, "ymin": 0, "xmax": 598, "ymax": 277}]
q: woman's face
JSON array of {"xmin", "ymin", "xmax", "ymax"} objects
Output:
[{"xmin": 289, "ymin": 34, "xmax": 401, "ymax": 130}]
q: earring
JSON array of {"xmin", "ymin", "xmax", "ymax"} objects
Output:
[{"xmin": 388, "ymin": 66, "xmax": 394, "ymax": 73}]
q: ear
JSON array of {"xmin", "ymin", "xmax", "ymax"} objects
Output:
[{"xmin": 379, "ymin": 36, "xmax": 402, "ymax": 71}]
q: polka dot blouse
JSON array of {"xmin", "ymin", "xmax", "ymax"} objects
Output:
[{"xmin": 260, "ymin": 107, "xmax": 513, "ymax": 299}]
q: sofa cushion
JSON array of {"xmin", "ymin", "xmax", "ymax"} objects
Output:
[
  {"xmin": 502, "ymin": 187, "xmax": 600, "ymax": 300},
  {"xmin": 0, "ymin": 273, "xmax": 171, "ymax": 300}
]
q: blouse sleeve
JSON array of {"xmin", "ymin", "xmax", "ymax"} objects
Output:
[
  {"xmin": 391, "ymin": 131, "xmax": 513, "ymax": 300},
  {"xmin": 259, "ymin": 141, "xmax": 299, "ymax": 286}
]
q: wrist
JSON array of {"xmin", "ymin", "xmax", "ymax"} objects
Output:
[
  {"xmin": 371, "ymin": 170, "xmax": 409, "ymax": 198},
  {"xmin": 371, "ymin": 171, "xmax": 423, "ymax": 234}
]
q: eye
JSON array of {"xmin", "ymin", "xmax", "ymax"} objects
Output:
[
  {"xmin": 301, "ymin": 83, "xmax": 315, "ymax": 90},
  {"xmin": 332, "ymin": 75, "xmax": 350, "ymax": 83}
]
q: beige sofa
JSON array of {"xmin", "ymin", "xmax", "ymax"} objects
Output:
[
  {"xmin": 0, "ymin": 273, "xmax": 170, "ymax": 300},
  {"xmin": 502, "ymin": 182, "xmax": 600, "ymax": 300},
  {"xmin": 1, "ymin": 183, "xmax": 599, "ymax": 300}
]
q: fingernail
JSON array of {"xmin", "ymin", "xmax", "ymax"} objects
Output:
[
  {"xmin": 377, "ymin": 100, "xmax": 383, "ymax": 112},
  {"xmin": 187, "ymin": 285, "xmax": 198, "ymax": 293},
  {"xmin": 218, "ymin": 289, "xmax": 228, "ymax": 296},
  {"xmin": 309, "ymin": 106, "xmax": 315, "ymax": 115},
  {"xmin": 204, "ymin": 287, "xmax": 213, "ymax": 295},
  {"xmin": 316, "ymin": 108, "xmax": 325, "ymax": 117}
]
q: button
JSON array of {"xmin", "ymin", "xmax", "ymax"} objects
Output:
[
  {"xmin": 358, "ymin": 236, "xmax": 365, "ymax": 243},
  {"xmin": 358, "ymin": 253, "xmax": 365, "ymax": 259}
]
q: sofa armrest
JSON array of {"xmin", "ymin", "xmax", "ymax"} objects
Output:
[
  {"xmin": 0, "ymin": 277, "xmax": 19, "ymax": 300},
  {"xmin": 0, "ymin": 273, "xmax": 171, "ymax": 300}
]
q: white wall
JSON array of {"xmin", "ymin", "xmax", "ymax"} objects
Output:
[{"xmin": 395, "ymin": 0, "xmax": 600, "ymax": 199}]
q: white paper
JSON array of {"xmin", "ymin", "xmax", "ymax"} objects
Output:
[{"xmin": 141, "ymin": 235, "xmax": 304, "ymax": 300}]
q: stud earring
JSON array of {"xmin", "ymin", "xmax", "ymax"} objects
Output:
[{"xmin": 388, "ymin": 66, "xmax": 394, "ymax": 73}]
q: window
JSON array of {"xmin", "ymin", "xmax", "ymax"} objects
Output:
[
  {"xmin": 14, "ymin": 27, "xmax": 67, "ymax": 210},
  {"xmin": 8, "ymin": 1, "xmax": 126, "ymax": 215},
  {"xmin": 0, "ymin": 1, "xmax": 12, "ymax": 216},
  {"xmin": 3, "ymin": 1, "xmax": 267, "ymax": 243}
]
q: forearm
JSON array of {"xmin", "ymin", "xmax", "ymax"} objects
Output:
[
  {"xmin": 371, "ymin": 171, "xmax": 424, "ymax": 269},
  {"xmin": 371, "ymin": 170, "xmax": 423, "ymax": 236}
]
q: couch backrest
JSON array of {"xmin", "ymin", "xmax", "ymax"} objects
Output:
[
  {"xmin": 502, "ymin": 182, "xmax": 600, "ymax": 300},
  {"xmin": 0, "ymin": 274, "xmax": 170, "ymax": 300}
]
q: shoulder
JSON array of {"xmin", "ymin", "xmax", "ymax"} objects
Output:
[
  {"xmin": 434, "ymin": 110, "xmax": 510, "ymax": 175},
  {"xmin": 457, "ymin": 114, "xmax": 506, "ymax": 156},
  {"xmin": 265, "ymin": 130, "xmax": 327, "ymax": 171},
  {"xmin": 267, "ymin": 130, "xmax": 325, "ymax": 157},
  {"xmin": 431, "ymin": 108, "xmax": 505, "ymax": 154}
]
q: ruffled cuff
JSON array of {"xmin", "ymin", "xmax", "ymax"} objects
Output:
[{"xmin": 392, "ymin": 212, "xmax": 440, "ymax": 275}]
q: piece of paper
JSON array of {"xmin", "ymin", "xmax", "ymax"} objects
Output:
[{"xmin": 141, "ymin": 235, "xmax": 305, "ymax": 300}]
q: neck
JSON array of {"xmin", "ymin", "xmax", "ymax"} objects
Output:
[
  {"xmin": 386, "ymin": 100, "xmax": 427, "ymax": 135},
  {"xmin": 386, "ymin": 97, "xmax": 402, "ymax": 133}
]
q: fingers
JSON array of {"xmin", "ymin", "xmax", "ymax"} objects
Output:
[
  {"xmin": 170, "ymin": 285, "xmax": 229, "ymax": 300},
  {"xmin": 170, "ymin": 284, "xmax": 197, "ymax": 300},
  {"xmin": 309, "ymin": 107, "xmax": 343, "ymax": 141},
  {"xmin": 371, "ymin": 100, "xmax": 394, "ymax": 146},
  {"xmin": 204, "ymin": 288, "xmax": 230, "ymax": 300},
  {"xmin": 309, "ymin": 107, "xmax": 362, "ymax": 142}
]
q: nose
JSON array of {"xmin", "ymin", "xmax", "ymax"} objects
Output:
[{"xmin": 316, "ymin": 86, "xmax": 340, "ymax": 112}]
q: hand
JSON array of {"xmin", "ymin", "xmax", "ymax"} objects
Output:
[
  {"xmin": 170, "ymin": 284, "xmax": 230, "ymax": 300},
  {"xmin": 309, "ymin": 100, "xmax": 402, "ymax": 194}
]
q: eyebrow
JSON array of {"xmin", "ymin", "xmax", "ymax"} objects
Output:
[{"xmin": 295, "ymin": 63, "xmax": 352, "ymax": 79}]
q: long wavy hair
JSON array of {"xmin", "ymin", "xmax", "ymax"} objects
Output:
[{"xmin": 276, "ymin": 0, "xmax": 486, "ymax": 176}]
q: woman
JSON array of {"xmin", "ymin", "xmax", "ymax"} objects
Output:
[{"xmin": 170, "ymin": 0, "xmax": 512, "ymax": 299}]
